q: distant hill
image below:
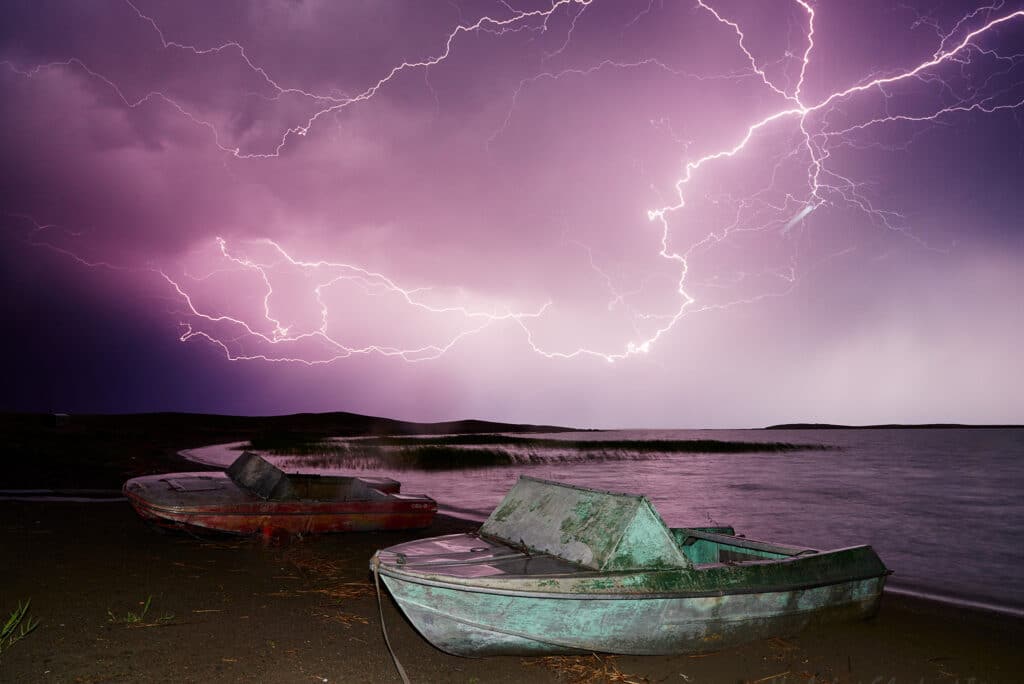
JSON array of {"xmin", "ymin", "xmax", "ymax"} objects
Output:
[
  {"xmin": 0, "ymin": 411, "xmax": 580, "ymax": 489},
  {"xmin": 765, "ymin": 423, "xmax": 1023, "ymax": 430},
  {"xmin": 0, "ymin": 410, "xmax": 578, "ymax": 439}
]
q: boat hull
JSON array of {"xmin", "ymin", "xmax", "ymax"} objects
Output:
[
  {"xmin": 371, "ymin": 477, "xmax": 890, "ymax": 658},
  {"xmin": 124, "ymin": 472, "xmax": 436, "ymax": 535},
  {"xmin": 380, "ymin": 573, "xmax": 885, "ymax": 656}
]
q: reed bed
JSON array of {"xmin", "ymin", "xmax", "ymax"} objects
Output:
[{"xmin": 248, "ymin": 434, "xmax": 834, "ymax": 471}]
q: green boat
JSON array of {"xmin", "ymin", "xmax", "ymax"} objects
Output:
[{"xmin": 371, "ymin": 476, "xmax": 889, "ymax": 657}]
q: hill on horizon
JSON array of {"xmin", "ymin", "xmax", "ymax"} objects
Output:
[{"xmin": 765, "ymin": 422, "xmax": 1023, "ymax": 430}]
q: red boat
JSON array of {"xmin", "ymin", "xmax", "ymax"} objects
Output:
[{"xmin": 123, "ymin": 451, "xmax": 437, "ymax": 536}]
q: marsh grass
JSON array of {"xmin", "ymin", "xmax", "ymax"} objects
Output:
[
  {"xmin": 1, "ymin": 600, "xmax": 39, "ymax": 655},
  {"xmin": 259, "ymin": 435, "xmax": 834, "ymax": 471},
  {"xmin": 360, "ymin": 435, "xmax": 826, "ymax": 452}
]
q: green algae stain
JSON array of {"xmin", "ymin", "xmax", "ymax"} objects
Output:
[
  {"xmin": 559, "ymin": 496, "xmax": 598, "ymax": 543},
  {"xmin": 490, "ymin": 497, "xmax": 522, "ymax": 523},
  {"xmin": 574, "ymin": 577, "xmax": 617, "ymax": 592}
]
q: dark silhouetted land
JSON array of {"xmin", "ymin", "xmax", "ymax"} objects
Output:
[
  {"xmin": 0, "ymin": 411, "xmax": 577, "ymax": 489},
  {"xmin": 766, "ymin": 422, "xmax": 1024, "ymax": 429}
]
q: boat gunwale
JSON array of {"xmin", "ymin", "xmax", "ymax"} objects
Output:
[
  {"xmin": 373, "ymin": 552, "xmax": 889, "ymax": 601},
  {"xmin": 125, "ymin": 495, "xmax": 436, "ymax": 518},
  {"xmin": 389, "ymin": 531, "xmax": 816, "ymax": 561}
]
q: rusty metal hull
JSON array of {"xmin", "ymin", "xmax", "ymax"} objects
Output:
[{"xmin": 124, "ymin": 472, "xmax": 436, "ymax": 535}]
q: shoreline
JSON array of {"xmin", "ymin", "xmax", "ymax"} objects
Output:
[
  {"xmin": 177, "ymin": 442, "xmax": 1024, "ymax": 620},
  {"xmin": 3, "ymin": 501, "xmax": 1022, "ymax": 683},
  {"xmin": 5, "ymin": 488, "xmax": 1022, "ymax": 622},
  {"xmin": 883, "ymin": 586, "xmax": 1024, "ymax": 621}
]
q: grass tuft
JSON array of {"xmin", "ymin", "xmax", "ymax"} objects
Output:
[
  {"xmin": 0, "ymin": 600, "xmax": 39, "ymax": 655},
  {"xmin": 107, "ymin": 596, "xmax": 174, "ymax": 627}
]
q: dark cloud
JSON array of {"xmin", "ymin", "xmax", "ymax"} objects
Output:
[{"xmin": 1, "ymin": 0, "xmax": 1022, "ymax": 424}]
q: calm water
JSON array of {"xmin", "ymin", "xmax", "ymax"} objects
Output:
[{"xmin": 184, "ymin": 428, "xmax": 1024, "ymax": 615}]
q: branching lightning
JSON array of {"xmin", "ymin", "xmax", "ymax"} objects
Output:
[
  {"xmin": 4, "ymin": 0, "xmax": 1023, "ymax": 365},
  {"xmin": 162, "ymin": 237, "xmax": 550, "ymax": 364}
]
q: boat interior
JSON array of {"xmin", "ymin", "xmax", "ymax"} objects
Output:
[
  {"xmin": 670, "ymin": 527, "xmax": 818, "ymax": 565},
  {"xmin": 227, "ymin": 451, "xmax": 391, "ymax": 501},
  {"xmin": 376, "ymin": 526, "xmax": 820, "ymax": 581}
]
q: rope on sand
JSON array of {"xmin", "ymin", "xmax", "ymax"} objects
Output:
[{"xmin": 372, "ymin": 554, "xmax": 412, "ymax": 684}]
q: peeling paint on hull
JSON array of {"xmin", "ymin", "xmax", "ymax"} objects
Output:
[{"xmin": 381, "ymin": 574, "xmax": 884, "ymax": 656}]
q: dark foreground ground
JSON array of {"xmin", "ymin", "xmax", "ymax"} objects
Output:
[
  {"xmin": 3, "ymin": 503, "xmax": 1022, "ymax": 683},
  {"xmin": 2, "ymin": 413, "xmax": 1022, "ymax": 682}
]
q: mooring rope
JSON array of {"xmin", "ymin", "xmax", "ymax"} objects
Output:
[{"xmin": 372, "ymin": 554, "xmax": 412, "ymax": 684}]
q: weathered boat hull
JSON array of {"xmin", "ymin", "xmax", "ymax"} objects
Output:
[
  {"xmin": 372, "ymin": 476, "xmax": 889, "ymax": 658},
  {"xmin": 125, "ymin": 472, "xmax": 436, "ymax": 535},
  {"xmin": 380, "ymin": 573, "xmax": 884, "ymax": 656}
]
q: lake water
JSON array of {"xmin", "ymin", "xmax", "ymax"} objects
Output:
[{"xmin": 182, "ymin": 428, "xmax": 1024, "ymax": 616}]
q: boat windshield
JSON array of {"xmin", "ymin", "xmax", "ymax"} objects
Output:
[
  {"xmin": 479, "ymin": 476, "xmax": 692, "ymax": 571},
  {"xmin": 226, "ymin": 451, "xmax": 387, "ymax": 501}
]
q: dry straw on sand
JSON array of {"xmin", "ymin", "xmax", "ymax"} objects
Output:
[{"xmin": 523, "ymin": 654, "xmax": 650, "ymax": 684}]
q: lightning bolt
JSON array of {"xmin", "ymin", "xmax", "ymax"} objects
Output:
[
  {"xmin": 4, "ymin": 1, "xmax": 1023, "ymax": 365},
  {"xmin": 782, "ymin": 204, "xmax": 817, "ymax": 234}
]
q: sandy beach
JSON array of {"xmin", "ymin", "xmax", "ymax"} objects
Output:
[{"xmin": 2, "ymin": 414, "xmax": 1022, "ymax": 682}]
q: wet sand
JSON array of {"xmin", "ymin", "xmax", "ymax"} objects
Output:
[{"xmin": 2, "ymin": 413, "xmax": 1022, "ymax": 682}]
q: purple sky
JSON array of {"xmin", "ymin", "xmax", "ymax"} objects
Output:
[{"xmin": 2, "ymin": 0, "xmax": 1022, "ymax": 427}]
